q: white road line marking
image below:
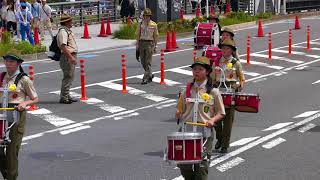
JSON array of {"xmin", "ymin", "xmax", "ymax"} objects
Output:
[
  {"xmin": 272, "ymin": 49, "xmax": 320, "ymax": 58},
  {"xmin": 97, "ymin": 104, "xmax": 127, "ymax": 113},
  {"xmin": 263, "ymin": 122, "xmax": 293, "ymax": 131},
  {"xmin": 239, "ymin": 59, "xmax": 284, "ymax": 70},
  {"xmin": 253, "ymin": 78, "xmax": 267, "ymax": 83},
  {"xmin": 293, "ymin": 45, "xmax": 320, "ymax": 51},
  {"xmin": 172, "ymin": 176, "xmax": 184, "ymax": 180},
  {"xmin": 98, "ymin": 82, "xmax": 169, "ymax": 102},
  {"xmin": 22, "ymin": 133, "xmax": 44, "ymax": 141},
  {"xmin": 298, "ymin": 123, "xmax": 316, "ymax": 133},
  {"xmin": 28, "ymin": 108, "xmax": 75, "ymax": 127},
  {"xmin": 169, "ymin": 68, "xmax": 193, "ymax": 76},
  {"xmin": 312, "ymin": 80, "xmax": 320, "ymax": 85},
  {"xmin": 294, "ymin": 66, "xmax": 308, "ymax": 70},
  {"xmin": 35, "ymin": 67, "xmax": 80, "ymax": 75},
  {"xmin": 21, "ymin": 142, "xmax": 28, "ymax": 146},
  {"xmin": 293, "ymin": 111, "xmax": 320, "ymax": 118},
  {"xmin": 230, "ymin": 137, "xmax": 260, "ymax": 147},
  {"xmin": 60, "ymin": 125, "xmax": 91, "ymax": 135},
  {"xmin": 156, "ymin": 102, "xmax": 177, "ymax": 109},
  {"xmin": 250, "ymin": 53, "xmax": 303, "ymax": 64},
  {"xmin": 309, "ymin": 42, "xmax": 320, "ymax": 45},
  {"xmin": 209, "ymin": 112, "xmax": 320, "ymax": 167},
  {"xmin": 114, "ymin": 112, "xmax": 139, "ymax": 120},
  {"xmin": 135, "ymin": 75, "xmax": 182, "ymax": 86},
  {"xmin": 262, "ymin": 137, "xmax": 286, "ymax": 149},
  {"xmin": 216, "ymin": 157, "xmax": 245, "ymax": 172},
  {"xmin": 243, "ymin": 71, "xmax": 261, "ymax": 77}
]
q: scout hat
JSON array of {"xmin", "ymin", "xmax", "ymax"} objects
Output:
[
  {"xmin": 3, "ymin": 52, "xmax": 24, "ymax": 63},
  {"xmin": 60, "ymin": 13, "xmax": 72, "ymax": 23},
  {"xmin": 221, "ymin": 27, "xmax": 234, "ymax": 37},
  {"xmin": 207, "ymin": 14, "xmax": 219, "ymax": 22},
  {"xmin": 190, "ymin": 56, "xmax": 212, "ymax": 71},
  {"xmin": 143, "ymin": 8, "xmax": 152, "ymax": 16},
  {"xmin": 218, "ymin": 39, "xmax": 237, "ymax": 51}
]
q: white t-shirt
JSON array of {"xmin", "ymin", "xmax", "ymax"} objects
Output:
[
  {"xmin": 39, "ymin": 4, "xmax": 51, "ymax": 21},
  {"xmin": 6, "ymin": 10, "xmax": 16, "ymax": 22}
]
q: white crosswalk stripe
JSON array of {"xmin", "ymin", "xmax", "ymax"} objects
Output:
[
  {"xmin": 251, "ymin": 53, "xmax": 303, "ymax": 64},
  {"xmin": 239, "ymin": 59, "xmax": 284, "ymax": 70}
]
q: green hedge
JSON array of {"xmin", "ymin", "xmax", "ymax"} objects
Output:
[
  {"xmin": 113, "ymin": 12, "xmax": 273, "ymax": 40},
  {"xmin": 0, "ymin": 32, "xmax": 47, "ymax": 57}
]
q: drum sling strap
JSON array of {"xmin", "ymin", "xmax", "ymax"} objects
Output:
[{"xmin": 0, "ymin": 72, "xmax": 28, "ymax": 88}]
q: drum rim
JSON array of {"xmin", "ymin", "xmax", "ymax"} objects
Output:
[
  {"xmin": 167, "ymin": 132, "xmax": 203, "ymax": 140},
  {"xmin": 167, "ymin": 159, "xmax": 203, "ymax": 164}
]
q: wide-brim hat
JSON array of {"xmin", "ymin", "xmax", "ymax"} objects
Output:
[
  {"xmin": 190, "ymin": 57, "xmax": 212, "ymax": 71},
  {"xmin": 3, "ymin": 53, "xmax": 24, "ymax": 62},
  {"xmin": 143, "ymin": 8, "xmax": 152, "ymax": 16},
  {"xmin": 60, "ymin": 13, "xmax": 72, "ymax": 23},
  {"xmin": 218, "ymin": 39, "xmax": 237, "ymax": 51},
  {"xmin": 221, "ymin": 27, "xmax": 234, "ymax": 37},
  {"xmin": 20, "ymin": 2, "xmax": 27, "ymax": 7}
]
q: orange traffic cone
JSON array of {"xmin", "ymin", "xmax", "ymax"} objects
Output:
[
  {"xmin": 195, "ymin": 4, "xmax": 200, "ymax": 18},
  {"xmin": 171, "ymin": 31, "xmax": 178, "ymax": 49},
  {"xmin": 98, "ymin": 20, "xmax": 107, "ymax": 37},
  {"xmin": 294, "ymin": 15, "xmax": 301, "ymax": 30},
  {"xmin": 33, "ymin": 28, "xmax": 39, "ymax": 45},
  {"xmin": 81, "ymin": 22, "xmax": 91, "ymax": 39},
  {"xmin": 164, "ymin": 31, "xmax": 173, "ymax": 52},
  {"xmin": 210, "ymin": 5, "xmax": 214, "ymax": 15},
  {"xmin": 257, "ymin": 20, "xmax": 264, "ymax": 37},
  {"xmin": 225, "ymin": 2, "xmax": 231, "ymax": 14},
  {"xmin": 106, "ymin": 19, "xmax": 112, "ymax": 35}
]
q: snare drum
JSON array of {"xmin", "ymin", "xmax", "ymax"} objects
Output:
[
  {"xmin": 167, "ymin": 132, "xmax": 203, "ymax": 164},
  {"xmin": 221, "ymin": 92, "xmax": 234, "ymax": 108},
  {"xmin": 234, "ymin": 93, "xmax": 260, "ymax": 113}
]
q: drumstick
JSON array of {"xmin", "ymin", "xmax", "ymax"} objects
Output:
[{"xmin": 185, "ymin": 122, "xmax": 208, "ymax": 127}]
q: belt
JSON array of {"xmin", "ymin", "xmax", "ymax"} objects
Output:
[{"xmin": 140, "ymin": 40, "xmax": 153, "ymax": 42}]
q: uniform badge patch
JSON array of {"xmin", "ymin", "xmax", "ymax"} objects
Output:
[
  {"xmin": 204, "ymin": 106, "xmax": 210, "ymax": 113},
  {"xmin": 12, "ymin": 93, "xmax": 18, "ymax": 99}
]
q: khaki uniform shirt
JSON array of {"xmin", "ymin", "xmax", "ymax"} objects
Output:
[
  {"xmin": 0, "ymin": 71, "xmax": 38, "ymax": 104},
  {"xmin": 212, "ymin": 56, "xmax": 245, "ymax": 89},
  {"xmin": 57, "ymin": 26, "xmax": 78, "ymax": 54},
  {"xmin": 176, "ymin": 80, "xmax": 226, "ymax": 137},
  {"xmin": 136, "ymin": 20, "xmax": 159, "ymax": 41}
]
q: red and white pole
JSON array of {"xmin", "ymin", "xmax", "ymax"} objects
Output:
[
  {"xmin": 288, "ymin": 29, "xmax": 292, "ymax": 56},
  {"xmin": 27, "ymin": 65, "xmax": 38, "ymax": 111},
  {"xmin": 247, "ymin": 33, "xmax": 251, "ymax": 64},
  {"xmin": 306, "ymin": 25, "xmax": 311, "ymax": 51},
  {"xmin": 80, "ymin": 59, "xmax": 88, "ymax": 100},
  {"xmin": 121, "ymin": 51, "xmax": 128, "ymax": 93},
  {"xmin": 268, "ymin": 32, "xmax": 272, "ymax": 60},
  {"xmin": 160, "ymin": 49, "xmax": 166, "ymax": 85}
]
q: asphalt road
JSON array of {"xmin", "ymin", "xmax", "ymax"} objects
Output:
[{"xmin": 1, "ymin": 16, "xmax": 320, "ymax": 180}]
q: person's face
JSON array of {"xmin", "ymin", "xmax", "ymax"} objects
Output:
[
  {"xmin": 5, "ymin": 60, "xmax": 20, "ymax": 73},
  {"xmin": 222, "ymin": 46, "xmax": 233, "ymax": 57},
  {"xmin": 41, "ymin": 1, "xmax": 46, "ymax": 5},
  {"xmin": 221, "ymin": 32, "xmax": 232, "ymax": 41},
  {"xmin": 144, "ymin": 15, "xmax": 151, "ymax": 22},
  {"xmin": 66, "ymin": 20, "xmax": 73, "ymax": 28},
  {"xmin": 192, "ymin": 65, "xmax": 208, "ymax": 82}
]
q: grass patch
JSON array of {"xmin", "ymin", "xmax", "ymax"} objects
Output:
[
  {"xmin": 0, "ymin": 32, "xmax": 47, "ymax": 57},
  {"xmin": 113, "ymin": 12, "xmax": 272, "ymax": 40}
]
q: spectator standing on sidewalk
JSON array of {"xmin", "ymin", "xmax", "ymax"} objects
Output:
[
  {"xmin": 16, "ymin": 2, "xmax": 34, "ymax": 44},
  {"xmin": 57, "ymin": 14, "xmax": 78, "ymax": 104},
  {"xmin": 120, "ymin": 0, "xmax": 129, "ymax": 23},
  {"xmin": 1, "ymin": 0, "xmax": 8, "ymax": 29},
  {"xmin": 6, "ymin": 3, "xmax": 17, "ymax": 36},
  {"xmin": 30, "ymin": 0, "xmax": 40, "ymax": 33},
  {"xmin": 39, "ymin": 0, "xmax": 53, "ymax": 40}
]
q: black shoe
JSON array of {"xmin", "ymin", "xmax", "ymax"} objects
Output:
[
  {"xmin": 59, "ymin": 99, "xmax": 73, "ymax": 104},
  {"xmin": 220, "ymin": 147, "xmax": 228, "ymax": 154},
  {"xmin": 68, "ymin": 97, "xmax": 78, "ymax": 102},
  {"xmin": 148, "ymin": 74, "xmax": 154, "ymax": 83},
  {"xmin": 215, "ymin": 140, "xmax": 221, "ymax": 150},
  {"xmin": 141, "ymin": 80, "xmax": 148, "ymax": 85}
]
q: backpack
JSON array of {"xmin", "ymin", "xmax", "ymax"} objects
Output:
[
  {"xmin": 0, "ymin": 72, "xmax": 28, "ymax": 88},
  {"xmin": 48, "ymin": 28, "xmax": 70, "ymax": 61}
]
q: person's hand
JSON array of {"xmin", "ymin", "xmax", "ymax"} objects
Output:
[
  {"xmin": 206, "ymin": 120, "xmax": 216, "ymax": 128},
  {"xmin": 237, "ymin": 83, "xmax": 244, "ymax": 91},
  {"xmin": 175, "ymin": 110, "xmax": 182, "ymax": 120},
  {"xmin": 17, "ymin": 102, "xmax": 28, "ymax": 111},
  {"xmin": 70, "ymin": 56, "xmax": 77, "ymax": 65}
]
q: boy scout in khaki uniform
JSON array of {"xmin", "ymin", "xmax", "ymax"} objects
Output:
[
  {"xmin": 0, "ymin": 53, "xmax": 39, "ymax": 180},
  {"xmin": 57, "ymin": 14, "xmax": 78, "ymax": 104},
  {"xmin": 220, "ymin": 27, "xmax": 240, "ymax": 60},
  {"xmin": 136, "ymin": 8, "xmax": 159, "ymax": 84},
  {"xmin": 176, "ymin": 57, "xmax": 225, "ymax": 180},
  {"xmin": 212, "ymin": 39, "xmax": 245, "ymax": 153}
]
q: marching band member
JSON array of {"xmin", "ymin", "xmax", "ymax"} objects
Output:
[
  {"xmin": 207, "ymin": 14, "xmax": 221, "ymax": 34},
  {"xmin": 0, "ymin": 52, "xmax": 38, "ymax": 180},
  {"xmin": 212, "ymin": 39, "xmax": 245, "ymax": 153},
  {"xmin": 176, "ymin": 57, "xmax": 225, "ymax": 180},
  {"xmin": 220, "ymin": 27, "xmax": 240, "ymax": 60}
]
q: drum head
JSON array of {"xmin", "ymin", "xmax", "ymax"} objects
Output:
[{"xmin": 167, "ymin": 132, "xmax": 203, "ymax": 140}]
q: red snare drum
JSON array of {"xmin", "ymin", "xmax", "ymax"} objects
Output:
[
  {"xmin": 221, "ymin": 92, "xmax": 233, "ymax": 108},
  {"xmin": 234, "ymin": 93, "xmax": 260, "ymax": 113},
  {"xmin": 0, "ymin": 120, "xmax": 5, "ymax": 144},
  {"xmin": 203, "ymin": 46, "xmax": 222, "ymax": 66},
  {"xmin": 167, "ymin": 132, "xmax": 203, "ymax": 164},
  {"xmin": 194, "ymin": 23, "xmax": 220, "ymax": 49}
]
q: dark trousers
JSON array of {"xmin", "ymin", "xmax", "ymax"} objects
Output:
[{"xmin": 215, "ymin": 107, "xmax": 235, "ymax": 148}]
